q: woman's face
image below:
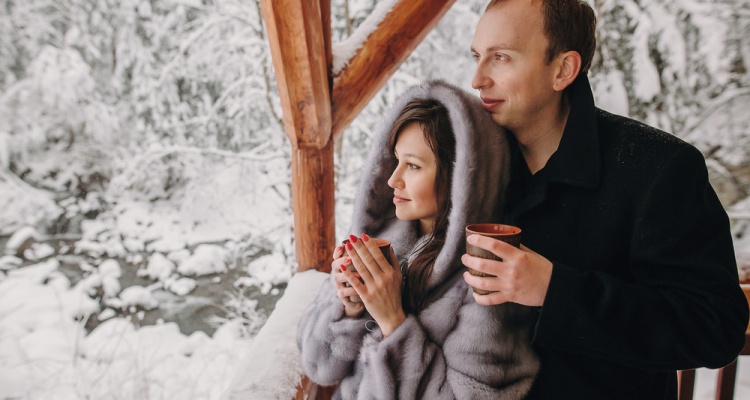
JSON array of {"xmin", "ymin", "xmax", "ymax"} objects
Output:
[{"xmin": 387, "ymin": 122, "xmax": 439, "ymax": 234}]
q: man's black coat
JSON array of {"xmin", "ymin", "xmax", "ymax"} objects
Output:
[{"xmin": 502, "ymin": 75, "xmax": 749, "ymax": 399}]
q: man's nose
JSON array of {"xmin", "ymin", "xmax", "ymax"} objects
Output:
[{"xmin": 471, "ymin": 61, "xmax": 489, "ymax": 90}]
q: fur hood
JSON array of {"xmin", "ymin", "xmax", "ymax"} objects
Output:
[{"xmin": 349, "ymin": 80, "xmax": 510, "ymax": 289}]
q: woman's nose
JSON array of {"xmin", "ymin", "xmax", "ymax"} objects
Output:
[{"xmin": 387, "ymin": 168, "xmax": 402, "ymax": 189}]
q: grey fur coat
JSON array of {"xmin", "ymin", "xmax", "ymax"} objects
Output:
[{"xmin": 297, "ymin": 81, "xmax": 539, "ymax": 399}]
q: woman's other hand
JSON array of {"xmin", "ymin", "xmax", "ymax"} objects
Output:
[
  {"xmin": 332, "ymin": 245, "xmax": 366, "ymax": 318},
  {"xmin": 343, "ymin": 234, "xmax": 406, "ymax": 336}
]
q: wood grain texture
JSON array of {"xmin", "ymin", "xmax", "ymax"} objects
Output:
[
  {"xmin": 261, "ymin": 0, "xmax": 335, "ymax": 271},
  {"xmin": 290, "ymin": 140, "xmax": 336, "ymax": 272},
  {"xmin": 294, "ymin": 374, "xmax": 337, "ymax": 400},
  {"xmin": 331, "ymin": 0, "xmax": 457, "ymax": 139},
  {"xmin": 261, "ymin": 0, "xmax": 331, "ymax": 150}
]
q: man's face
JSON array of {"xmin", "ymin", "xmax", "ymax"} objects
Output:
[{"xmin": 471, "ymin": 0, "xmax": 560, "ymax": 133}]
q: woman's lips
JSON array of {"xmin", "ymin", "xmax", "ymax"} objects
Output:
[
  {"xmin": 393, "ymin": 195, "xmax": 410, "ymax": 204},
  {"xmin": 480, "ymin": 98, "xmax": 502, "ymax": 111}
]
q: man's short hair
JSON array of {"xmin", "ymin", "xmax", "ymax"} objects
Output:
[{"xmin": 486, "ymin": 0, "xmax": 597, "ymax": 74}]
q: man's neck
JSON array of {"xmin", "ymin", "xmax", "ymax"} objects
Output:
[{"xmin": 514, "ymin": 97, "xmax": 570, "ymax": 175}]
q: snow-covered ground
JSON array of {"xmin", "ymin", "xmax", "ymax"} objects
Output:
[
  {"xmin": 0, "ymin": 171, "xmax": 291, "ymax": 399},
  {"xmin": 0, "ymin": 275, "xmax": 247, "ymax": 399}
]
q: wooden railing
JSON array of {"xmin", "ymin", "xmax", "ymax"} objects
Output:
[
  {"xmin": 221, "ymin": 270, "xmax": 329, "ymax": 400},
  {"xmin": 290, "ymin": 284, "xmax": 750, "ymax": 400},
  {"xmin": 294, "ymin": 375, "xmax": 336, "ymax": 400},
  {"xmin": 222, "ymin": 257, "xmax": 750, "ymax": 400},
  {"xmin": 290, "ymin": 288, "xmax": 750, "ymax": 400},
  {"xmin": 677, "ymin": 284, "xmax": 750, "ymax": 400}
]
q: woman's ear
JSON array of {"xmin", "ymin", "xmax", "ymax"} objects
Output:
[{"xmin": 552, "ymin": 51, "xmax": 582, "ymax": 92}]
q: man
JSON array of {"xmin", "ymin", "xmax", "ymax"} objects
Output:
[{"xmin": 463, "ymin": 0, "xmax": 750, "ymax": 398}]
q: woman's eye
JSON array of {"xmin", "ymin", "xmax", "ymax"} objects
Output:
[{"xmin": 407, "ymin": 163, "xmax": 420, "ymax": 170}]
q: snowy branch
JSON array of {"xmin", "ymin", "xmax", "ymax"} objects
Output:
[
  {"xmin": 0, "ymin": 167, "xmax": 55, "ymax": 200},
  {"xmin": 332, "ymin": 0, "xmax": 399, "ymax": 75},
  {"xmin": 682, "ymin": 88, "xmax": 750, "ymax": 141},
  {"xmin": 129, "ymin": 146, "xmax": 286, "ymax": 167}
]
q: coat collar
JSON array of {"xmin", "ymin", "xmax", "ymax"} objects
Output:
[
  {"xmin": 504, "ymin": 74, "xmax": 601, "ymax": 221},
  {"xmin": 544, "ymin": 74, "xmax": 601, "ymax": 189}
]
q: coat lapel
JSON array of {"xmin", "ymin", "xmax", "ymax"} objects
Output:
[{"xmin": 506, "ymin": 75, "xmax": 602, "ymax": 221}]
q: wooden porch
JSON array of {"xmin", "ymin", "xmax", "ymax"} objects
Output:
[{"xmin": 222, "ymin": 1, "xmax": 750, "ymax": 399}]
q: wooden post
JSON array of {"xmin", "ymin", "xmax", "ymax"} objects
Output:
[
  {"xmin": 261, "ymin": 0, "xmax": 335, "ymax": 272},
  {"xmin": 677, "ymin": 370, "xmax": 695, "ymax": 400},
  {"xmin": 289, "ymin": 142, "xmax": 335, "ymax": 272}
]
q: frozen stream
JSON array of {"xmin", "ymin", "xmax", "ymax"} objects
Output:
[{"xmin": 0, "ymin": 236, "xmax": 285, "ymax": 336}]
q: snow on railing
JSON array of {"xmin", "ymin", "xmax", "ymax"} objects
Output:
[
  {"xmin": 729, "ymin": 212, "xmax": 750, "ymax": 221},
  {"xmin": 222, "ymin": 269, "xmax": 329, "ymax": 400}
]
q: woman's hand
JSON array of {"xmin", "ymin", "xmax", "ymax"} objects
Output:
[
  {"xmin": 342, "ymin": 234, "xmax": 406, "ymax": 336},
  {"xmin": 332, "ymin": 245, "xmax": 365, "ymax": 318}
]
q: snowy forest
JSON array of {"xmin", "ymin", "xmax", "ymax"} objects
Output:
[{"xmin": 1, "ymin": 0, "xmax": 750, "ymax": 398}]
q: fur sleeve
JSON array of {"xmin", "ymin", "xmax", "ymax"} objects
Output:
[
  {"xmin": 355, "ymin": 283, "xmax": 539, "ymax": 399},
  {"xmin": 297, "ymin": 276, "xmax": 370, "ymax": 386}
]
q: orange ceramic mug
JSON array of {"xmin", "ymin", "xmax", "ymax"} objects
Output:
[
  {"xmin": 465, "ymin": 224, "xmax": 522, "ymax": 295},
  {"xmin": 342, "ymin": 237, "xmax": 392, "ymax": 302}
]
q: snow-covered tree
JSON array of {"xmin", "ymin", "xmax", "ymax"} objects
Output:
[{"xmin": 0, "ymin": 0, "xmax": 748, "ymax": 255}]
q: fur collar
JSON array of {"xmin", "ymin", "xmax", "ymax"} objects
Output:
[{"xmin": 349, "ymin": 80, "xmax": 510, "ymax": 289}]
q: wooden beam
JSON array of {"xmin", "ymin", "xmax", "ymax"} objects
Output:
[
  {"xmin": 261, "ymin": 0, "xmax": 335, "ymax": 272},
  {"xmin": 261, "ymin": 0, "xmax": 331, "ymax": 150},
  {"xmin": 290, "ymin": 140, "xmax": 336, "ymax": 272},
  {"xmin": 331, "ymin": 0, "xmax": 457, "ymax": 139},
  {"xmin": 321, "ymin": 0, "xmax": 332, "ymax": 89}
]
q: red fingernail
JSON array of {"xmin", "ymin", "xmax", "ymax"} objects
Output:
[
  {"xmin": 362, "ymin": 233, "xmax": 370, "ymax": 242},
  {"xmin": 349, "ymin": 234, "xmax": 358, "ymax": 244},
  {"xmin": 344, "ymin": 257, "xmax": 351, "ymax": 264},
  {"xmin": 346, "ymin": 241, "xmax": 353, "ymax": 250},
  {"xmin": 341, "ymin": 265, "xmax": 347, "ymax": 272},
  {"xmin": 335, "ymin": 246, "xmax": 342, "ymax": 253}
]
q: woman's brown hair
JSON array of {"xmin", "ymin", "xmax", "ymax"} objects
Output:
[{"xmin": 387, "ymin": 98, "xmax": 456, "ymax": 314}]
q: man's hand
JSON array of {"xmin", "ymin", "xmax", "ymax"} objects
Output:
[{"xmin": 461, "ymin": 234, "xmax": 553, "ymax": 306}]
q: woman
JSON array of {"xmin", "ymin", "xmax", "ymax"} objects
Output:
[{"xmin": 297, "ymin": 80, "xmax": 539, "ymax": 399}]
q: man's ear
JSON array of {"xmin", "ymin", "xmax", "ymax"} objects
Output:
[{"xmin": 552, "ymin": 51, "xmax": 582, "ymax": 92}]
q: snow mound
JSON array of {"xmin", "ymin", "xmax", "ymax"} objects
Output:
[
  {"xmin": 222, "ymin": 269, "xmax": 328, "ymax": 400},
  {"xmin": 106, "ymin": 285, "xmax": 159, "ymax": 310},
  {"xmin": 4, "ymin": 226, "xmax": 41, "ymax": 255},
  {"xmin": 138, "ymin": 252, "xmax": 175, "ymax": 281},
  {"xmin": 165, "ymin": 277, "xmax": 197, "ymax": 296},
  {"xmin": 178, "ymin": 244, "xmax": 229, "ymax": 276}
]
